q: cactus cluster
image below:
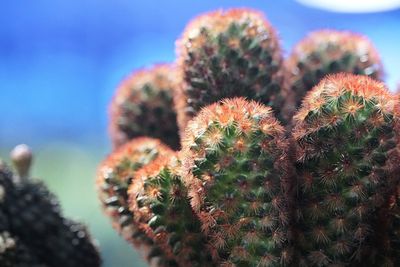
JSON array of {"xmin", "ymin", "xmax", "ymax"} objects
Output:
[
  {"xmin": 1, "ymin": 145, "xmax": 101, "ymax": 267},
  {"xmin": 99, "ymin": 7, "xmax": 400, "ymax": 267}
]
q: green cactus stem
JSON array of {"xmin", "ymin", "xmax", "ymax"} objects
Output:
[
  {"xmin": 175, "ymin": 8, "xmax": 285, "ymax": 131},
  {"xmin": 181, "ymin": 98, "xmax": 292, "ymax": 266},
  {"xmin": 128, "ymin": 154, "xmax": 214, "ymax": 267},
  {"xmin": 97, "ymin": 137, "xmax": 178, "ymax": 266},
  {"xmin": 292, "ymin": 74, "xmax": 399, "ymax": 266},
  {"xmin": 109, "ymin": 65, "xmax": 181, "ymax": 150}
]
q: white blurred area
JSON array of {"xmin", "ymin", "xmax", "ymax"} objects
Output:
[{"xmin": 297, "ymin": 0, "xmax": 400, "ymax": 13}]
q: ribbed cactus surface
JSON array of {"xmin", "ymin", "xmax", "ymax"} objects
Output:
[
  {"xmin": 181, "ymin": 98, "xmax": 292, "ymax": 266},
  {"xmin": 175, "ymin": 8, "xmax": 284, "ymax": 130},
  {"xmin": 283, "ymin": 30, "xmax": 383, "ymax": 122},
  {"xmin": 292, "ymin": 74, "xmax": 399, "ymax": 266},
  {"xmin": 110, "ymin": 65, "xmax": 181, "ymax": 149}
]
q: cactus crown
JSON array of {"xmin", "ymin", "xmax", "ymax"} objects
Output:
[
  {"xmin": 178, "ymin": 9, "xmax": 278, "ymax": 44},
  {"xmin": 294, "ymin": 73, "xmax": 394, "ymax": 126},
  {"xmin": 175, "ymin": 8, "xmax": 284, "ymax": 130}
]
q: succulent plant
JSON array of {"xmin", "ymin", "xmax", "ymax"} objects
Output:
[
  {"xmin": 109, "ymin": 65, "xmax": 181, "ymax": 150},
  {"xmin": 181, "ymin": 98, "xmax": 293, "ymax": 266},
  {"xmin": 175, "ymin": 8, "xmax": 284, "ymax": 130},
  {"xmin": 97, "ymin": 137, "xmax": 176, "ymax": 266},
  {"xmin": 292, "ymin": 74, "xmax": 399, "ymax": 266},
  {"xmin": 97, "ymin": 7, "xmax": 400, "ymax": 267},
  {"xmin": 0, "ymin": 163, "xmax": 44, "ymax": 267},
  {"xmin": 282, "ymin": 30, "xmax": 383, "ymax": 122},
  {"xmin": 0, "ymin": 145, "xmax": 101, "ymax": 267},
  {"xmin": 128, "ymin": 155, "xmax": 213, "ymax": 267}
]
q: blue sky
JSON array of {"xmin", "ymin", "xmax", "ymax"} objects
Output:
[{"xmin": 1, "ymin": 0, "xmax": 399, "ymax": 147}]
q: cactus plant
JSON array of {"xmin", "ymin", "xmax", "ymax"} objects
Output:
[
  {"xmin": 282, "ymin": 30, "xmax": 383, "ymax": 122},
  {"xmin": 292, "ymin": 74, "xmax": 399, "ymax": 266},
  {"xmin": 97, "ymin": 137, "xmax": 175, "ymax": 266},
  {"xmin": 0, "ymin": 146, "xmax": 101, "ymax": 267},
  {"xmin": 96, "ymin": 7, "xmax": 400, "ymax": 267},
  {"xmin": 0, "ymin": 162, "xmax": 44, "ymax": 267},
  {"xmin": 109, "ymin": 65, "xmax": 181, "ymax": 149},
  {"xmin": 175, "ymin": 8, "xmax": 284, "ymax": 130},
  {"xmin": 180, "ymin": 98, "xmax": 293, "ymax": 266},
  {"xmin": 128, "ymin": 155, "xmax": 213, "ymax": 267}
]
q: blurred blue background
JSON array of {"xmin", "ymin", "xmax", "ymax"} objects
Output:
[{"xmin": 0, "ymin": 1, "xmax": 399, "ymax": 266}]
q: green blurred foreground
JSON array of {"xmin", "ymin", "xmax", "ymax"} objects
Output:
[{"xmin": 1, "ymin": 142, "xmax": 147, "ymax": 267}]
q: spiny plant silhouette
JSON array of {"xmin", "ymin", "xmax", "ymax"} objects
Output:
[
  {"xmin": 1, "ymin": 145, "xmax": 101, "ymax": 267},
  {"xmin": 98, "ymin": 7, "xmax": 400, "ymax": 267}
]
